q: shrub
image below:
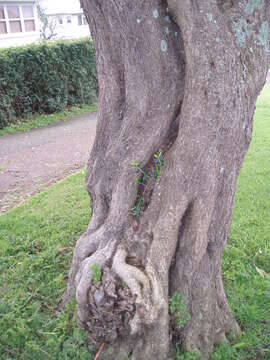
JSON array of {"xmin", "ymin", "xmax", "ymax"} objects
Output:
[{"xmin": 0, "ymin": 39, "xmax": 97, "ymax": 129}]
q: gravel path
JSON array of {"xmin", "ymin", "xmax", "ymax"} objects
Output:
[{"xmin": 0, "ymin": 113, "xmax": 97, "ymax": 212}]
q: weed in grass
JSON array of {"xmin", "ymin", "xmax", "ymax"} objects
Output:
[{"xmin": 176, "ymin": 347, "xmax": 201, "ymax": 360}]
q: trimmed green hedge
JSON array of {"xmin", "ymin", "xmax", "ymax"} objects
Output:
[{"xmin": 0, "ymin": 39, "xmax": 97, "ymax": 129}]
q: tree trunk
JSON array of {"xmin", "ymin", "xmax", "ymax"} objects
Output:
[{"xmin": 65, "ymin": 1, "xmax": 270, "ymax": 359}]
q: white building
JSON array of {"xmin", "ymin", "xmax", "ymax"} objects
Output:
[
  {"xmin": 0, "ymin": 0, "xmax": 90, "ymax": 48},
  {"xmin": 42, "ymin": 0, "xmax": 90, "ymax": 41},
  {"xmin": 0, "ymin": 0, "xmax": 40, "ymax": 48}
]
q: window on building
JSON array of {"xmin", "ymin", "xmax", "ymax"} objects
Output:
[
  {"xmin": 0, "ymin": 6, "xmax": 7, "ymax": 33},
  {"xmin": 78, "ymin": 14, "xmax": 87, "ymax": 26},
  {"xmin": 58, "ymin": 16, "xmax": 63, "ymax": 25},
  {"xmin": 0, "ymin": 4, "xmax": 36, "ymax": 35},
  {"xmin": 22, "ymin": 5, "xmax": 35, "ymax": 32},
  {"xmin": 67, "ymin": 15, "xmax": 71, "ymax": 24},
  {"xmin": 6, "ymin": 5, "xmax": 22, "ymax": 33}
]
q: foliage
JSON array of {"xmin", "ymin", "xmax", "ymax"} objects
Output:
[
  {"xmin": 169, "ymin": 292, "xmax": 191, "ymax": 329},
  {"xmin": 0, "ymin": 87, "xmax": 270, "ymax": 359},
  {"xmin": 91, "ymin": 264, "xmax": 102, "ymax": 285},
  {"xmin": 154, "ymin": 151, "xmax": 164, "ymax": 182},
  {"xmin": 0, "ymin": 103, "xmax": 97, "ymax": 136},
  {"xmin": 130, "ymin": 160, "xmax": 148, "ymax": 186},
  {"xmin": 130, "ymin": 196, "xmax": 145, "ymax": 218},
  {"xmin": 176, "ymin": 347, "xmax": 201, "ymax": 360},
  {"xmin": 0, "ymin": 39, "xmax": 97, "ymax": 129},
  {"xmin": 130, "ymin": 152, "xmax": 164, "ymax": 218}
]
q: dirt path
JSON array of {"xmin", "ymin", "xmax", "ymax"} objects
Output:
[{"xmin": 0, "ymin": 113, "xmax": 97, "ymax": 212}]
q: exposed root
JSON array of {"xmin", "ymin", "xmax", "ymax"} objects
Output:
[
  {"xmin": 75, "ymin": 240, "xmax": 117, "ymax": 324},
  {"xmin": 112, "ymin": 246, "xmax": 150, "ymax": 302},
  {"xmin": 58, "ymin": 231, "xmax": 100, "ymax": 310},
  {"xmin": 111, "ymin": 244, "xmax": 172, "ymax": 360},
  {"xmin": 86, "ymin": 266, "xmax": 136, "ymax": 345}
]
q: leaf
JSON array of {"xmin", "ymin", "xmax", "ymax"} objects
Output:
[
  {"xmin": 255, "ymin": 265, "xmax": 269, "ymax": 278},
  {"xmin": 233, "ymin": 342, "xmax": 249, "ymax": 349}
]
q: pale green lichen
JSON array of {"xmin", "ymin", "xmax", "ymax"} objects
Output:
[
  {"xmin": 233, "ymin": 2, "xmax": 269, "ymax": 52},
  {"xmin": 161, "ymin": 40, "xmax": 167, "ymax": 52},
  {"xmin": 153, "ymin": 9, "xmax": 159, "ymax": 19},
  {"xmin": 164, "ymin": 15, "xmax": 171, "ymax": 23},
  {"xmin": 245, "ymin": 0, "xmax": 264, "ymax": 15},
  {"xmin": 232, "ymin": 18, "xmax": 251, "ymax": 47},
  {"xmin": 242, "ymin": 63, "xmax": 247, "ymax": 79},
  {"xmin": 207, "ymin": 13, "xmax": 213, "ymax": 22},
  {"xmin": 165, "ymin": 27, "xmax": 169, "ymax": 34},
  {"xmin": 258, "ymin": 21, "xmax": 269, "ymax": 52}
]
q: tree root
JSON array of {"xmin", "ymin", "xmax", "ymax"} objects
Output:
[{"xmin": 75, "ymin": 239, "xmax": 117, "ymax": 325}]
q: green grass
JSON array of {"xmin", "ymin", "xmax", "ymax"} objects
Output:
[
  {"xmin": 0, "ymin": 86, "xmax": 270, "ymax": 359},
  {"xmin": 212, "ymin": 85, "xmax": 270, "ymax": 360},
  {"xmin": 0, "ymin": 169, "xmax": 94, "ymax": 359},
  {"xmin": 0, "ymin": 103, "xmax": 98, "ymax": 137}
]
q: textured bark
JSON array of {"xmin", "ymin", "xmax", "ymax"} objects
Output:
[{"xmin": 65, "ymin": 1, "xmax": 270, "ymax": 359}]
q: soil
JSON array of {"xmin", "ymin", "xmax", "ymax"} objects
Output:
[{"xmin": 0, "ymin": 113, "xmax": 97, "ymax": 212}]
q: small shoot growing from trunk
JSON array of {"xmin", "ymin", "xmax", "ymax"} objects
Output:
[
  {"xmin": 130, "ymin": 196, "xmax": 145, "ymax": 218},
  {"xmin": 130, "ymin": 160, "xmax": 148, "ymax": 186},
  {"xmin": 91, "ymin": 264, "xmax": 102, "ymax": 285},
  {"xmin": 130, "ymin": 153, "xmax": 164, "ymax": 218},
  {"xmin": 154, "ymin": 151, "xmax": 164, "ymax": 182}
]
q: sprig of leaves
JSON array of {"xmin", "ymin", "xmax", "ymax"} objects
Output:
[{"xmin": 154, "ymin": 151, "xmax": 164, "ymax": 182}]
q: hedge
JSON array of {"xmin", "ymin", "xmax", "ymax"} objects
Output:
[{"xmin": 0, "ymin": 39, "xmax": 97, "ymax": 129}]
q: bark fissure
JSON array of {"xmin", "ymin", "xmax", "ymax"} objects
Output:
[{"xmin": 63, "ymin": 0, "xmax": 270, "ymax": 358}]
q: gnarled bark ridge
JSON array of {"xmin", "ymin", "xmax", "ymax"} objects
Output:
[{"xmin": 65, "ymin": 1, "xmax": 270, "ymax": 359}]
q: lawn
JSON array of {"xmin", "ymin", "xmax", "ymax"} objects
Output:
[
  {"xmin": 0, "ymin": 87, "xmax": 270, "ymax": 359},
  {"xmin": 0, "ymin": 104, "xmax": 97, "ymax": 137}
]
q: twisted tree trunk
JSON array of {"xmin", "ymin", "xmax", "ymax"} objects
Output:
[{"xmin": 65, "ymin": 1, "xmax": 270, "ymax": 358}]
